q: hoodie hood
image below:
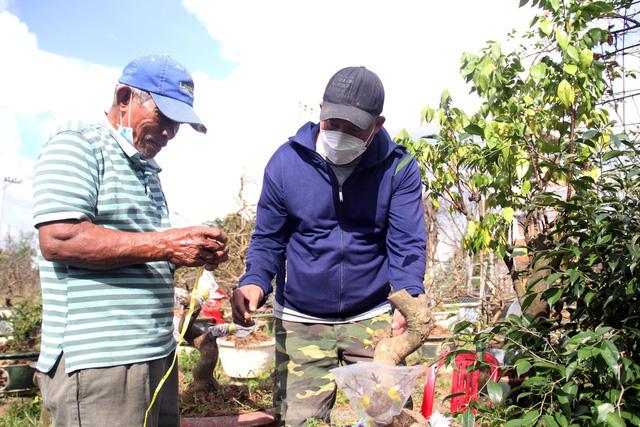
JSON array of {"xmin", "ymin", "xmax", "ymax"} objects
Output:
[{"xmin": 288, "ymin": 122, "xmax": 403, "ymax": 169}]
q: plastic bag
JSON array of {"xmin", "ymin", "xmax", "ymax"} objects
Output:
[
  {"xmin": 331, "ymin": 362, "xmax": 425, "ymax": 426},
  {"xmin": 208, "ymin": 323, "xmax": 256, "ymax": 338},
  {"xmin": 195, "ymin": 269, "xmax": 219, "ymax": 304}
]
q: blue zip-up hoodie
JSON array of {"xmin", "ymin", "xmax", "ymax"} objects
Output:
[{"xmin": 239, "ymin": 122, "xmax": 426, "ymax": 319}]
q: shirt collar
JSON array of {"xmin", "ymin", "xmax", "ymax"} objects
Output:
[{"xmin": 100, "ymin": 113, "xmax": 162, "ymax": 173}]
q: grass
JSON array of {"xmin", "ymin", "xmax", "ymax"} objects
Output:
[{"xmin": 0, "ymin": 395, "xmax": 42, "ymax": 427}]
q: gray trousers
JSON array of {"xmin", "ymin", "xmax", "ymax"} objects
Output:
[{"xmin": 37, "ymin": 352, "xmax": 179, "ymax": 427}]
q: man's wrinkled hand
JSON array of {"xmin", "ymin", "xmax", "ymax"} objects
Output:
[
  {"xmin": 231, "ymin": 285, "xmax": 264, "ymax": 327},
  {"xmin": 161, "ymin": 226, "xmax": 228, "ymax": 267}
]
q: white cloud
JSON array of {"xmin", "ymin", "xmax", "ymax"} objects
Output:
[
  {"xmin": 0, "ymin": 2, "xmax": 534, "ymax": 235},
  {"xmin": 0, "ymin": 11, "xmax": 118, "ymax": 239}
]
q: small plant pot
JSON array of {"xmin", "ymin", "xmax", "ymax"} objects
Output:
[
  {"xmin": 0, "ymin": 351, "xmax": 39, "ymax": 394},
  {"xmin": 217, "ymin": 338, "xmax": 275, "ymax": 379}
]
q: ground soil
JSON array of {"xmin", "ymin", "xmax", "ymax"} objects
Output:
[
  {"xmin": 180, "ymin": 381, "xmax": 273, "ymax": 417},
  {"xmin": 179, "ymin": 363, "xmax": 274, "ymax": 418}
]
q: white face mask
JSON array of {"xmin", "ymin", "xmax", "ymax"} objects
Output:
[
  {"xmin": 117, "ymin": 97, "xmax": 134, "ymax": 144},
  {"xmin": 319, "ymin": 127, "xmax": 376, "ymax": 165}
]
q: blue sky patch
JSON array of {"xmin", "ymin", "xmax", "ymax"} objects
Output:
[{"xmin": 12, "ymin": 0, "xmax": 235, "ymax": 78}]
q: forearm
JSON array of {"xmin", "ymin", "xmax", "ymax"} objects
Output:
[
  {"xmin": 38, "ymin": 220, "xmax": 169, "ymax": 270},
  {"xmin": 387, "ymin": 159, "xmax": 427, "ymax": 289}
]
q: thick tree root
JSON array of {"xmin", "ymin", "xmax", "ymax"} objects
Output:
[
  {"xmin": 368, "ymin": 290, "xmax": 435, "ymax": 426},
  {"xmin": 373, "ymin": 290, "xmax": 435, "ymax": 366},
  {"xmin": 178, "ymin": 298, "xmax": 220, "ymax": 397}
]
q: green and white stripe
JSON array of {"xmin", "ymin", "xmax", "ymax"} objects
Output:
[{"xmin": 33, "ymin": 119, "xmax": 175, "ymax": 373}]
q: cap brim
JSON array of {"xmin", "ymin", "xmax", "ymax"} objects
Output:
[
  {"xmin": 319, "ymin": 102, "xmax": 374, "ymax": 130},
  {"xmin": 150, "ymin": 93, "xmax": 207, "ymax": 134}
]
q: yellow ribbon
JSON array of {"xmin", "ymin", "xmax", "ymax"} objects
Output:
[{"xmin": 143, "ymin": 266, "xmax": 204, "ymax": 427}]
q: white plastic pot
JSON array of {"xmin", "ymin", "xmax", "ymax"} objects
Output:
[{"xmin": 217, "ymin": 337, "xmax": 275, "ymax": 379}]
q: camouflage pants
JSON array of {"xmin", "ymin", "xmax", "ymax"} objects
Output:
[{"xmin": 274, "ymin": 314, "xmax": 392, "ymax": 427}]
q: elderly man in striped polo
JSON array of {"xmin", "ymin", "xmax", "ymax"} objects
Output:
[{"xmin": 32, "ymin": 54, "xmax": 226, "ymax": 426}]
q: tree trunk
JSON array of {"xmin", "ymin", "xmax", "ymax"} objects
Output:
[
  {"xmin": 374, "ymin": 291, "xmax": 435, "ymax": 365},
  {"xmin": 178, "ymin": 299, "xmax": 220, "ymax": 396},
  {"xmin": 372, "ymin": 290, "xmax": 435, "ymax": 426}
]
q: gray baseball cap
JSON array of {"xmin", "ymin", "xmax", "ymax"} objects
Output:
[{"xmin": 320, "ymin": 66, "xmax": 385, "ymax": 130}]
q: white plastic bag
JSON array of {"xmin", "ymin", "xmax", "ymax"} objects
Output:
[
  {"xmin": 195, "ymin": 269, "xmax": 219, "ymax": 304},
  {"xmin": 331, "ymin": 362, "xmax": 425, "ymax": 425}
]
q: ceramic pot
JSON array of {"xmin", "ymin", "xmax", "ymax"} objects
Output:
[
  {"xmin": 217, "ymin": 338, "xmax": 275, "ymax": 379},
  {"xmin": 0, "ymin": 351, "xmax": 38, "ymax": 394}
]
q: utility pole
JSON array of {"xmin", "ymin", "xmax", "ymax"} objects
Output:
[{"xmin": 0, "ymin": 177, "xmax": 23, "ymax": 241}]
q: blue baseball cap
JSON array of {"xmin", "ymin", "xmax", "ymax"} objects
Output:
[{"xmin": 118, "ymin": 54, "xmax": 207, "ymax": 134}]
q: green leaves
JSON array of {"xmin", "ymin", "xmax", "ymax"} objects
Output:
[
  {"xmin": 464, "ymin": 123, "xmax": 484, "ymax": 137},
  {"xmin": 461, "ymin": 408, "xmax": 475, "ymax": 427},
  {"xmin": 540, "ymin": 19, "xmax": 554, "ymax": 35},
  {"xmin": 530, "ymin": 62, "xmax": 547, "ymax": 82},
  {"xmin": 580, "ymin": 48, "xmax": 594, "ymax": 69},
  {"xmin": 566, "ymin": 45, "xmax": 580, "ymax": 62},
  {"xmin": 440, "ymin": 89, "xmax": 452, "ymax": 109},
  {"xmin": 607, "ymin": 413, "xmax": 626, "ymax": 427},
  {"xmin": 502, "ymin": 207, "xmax": 515, "ymax": 223},
  {"xmin": 515, "ymin": 358, "xmax": 532, "ymax": 376},
  {"xmin": 563, "ymin": 64, "xmax": 578, "ymax": 75},
  {"xmin": 421, "ymin": 106, "xmax": 435, "ymax": 124},
  {"xmin": 487, "ymin": 380, "xmax": 504, "ymax": 405},
  {"xmin": 544, "ymin": 286, "xmax": 563, "ymax": 306},
  {"xmin": 406, "ymin": 1, "xmax": 640, "ymax": 422},
  {"xmin": 557, "ymin": 79, "xmax": 575, "ymax": 107},
  {"xmin": 597, "ymin": 403, "xmax": 616, "ymax": 423},
  {"xmin": 556, "ymin": 29, "xmax": 569, "ymax": 50}
]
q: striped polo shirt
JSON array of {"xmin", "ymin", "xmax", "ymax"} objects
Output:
[{"xmin": 32, "ymin": 117, "xmax": 175, "ymax": 373}]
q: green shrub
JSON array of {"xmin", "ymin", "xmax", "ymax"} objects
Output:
[{"xmin": 1, "ymin": 298, "xmax": 42, "ymax": 353}]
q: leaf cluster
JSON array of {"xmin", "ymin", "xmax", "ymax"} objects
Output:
[
  {"xmin": 0, "ymin": 298, "xmax": 42, "ymax": 353},
  {"xmin": 397, "ymin": 0, "xmax": 640, "ymax": 424}
]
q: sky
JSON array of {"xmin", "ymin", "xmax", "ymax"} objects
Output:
[{"xmin": 0, "ymin": 0, "xmax": 536, "ymax": 239}]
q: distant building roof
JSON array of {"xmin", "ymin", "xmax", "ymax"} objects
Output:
[{"xmin": 443, "ymin": 296, "xmax": 479, "ymax": 305}]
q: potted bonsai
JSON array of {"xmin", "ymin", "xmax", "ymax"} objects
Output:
[
  {"xmin": 176, "ymin": 289, "xmax": 278, "ymax": 426},
  {"xmin": 0, "ymin": 298, "xmax": 42, "ymax": 395}
]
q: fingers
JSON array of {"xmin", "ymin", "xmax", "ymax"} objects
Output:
[
  {"xmin": 165, "ymin": 226, "xmax": 229, "ymax": 267},
  {"xmin": 391, "ymin": 311, "xmax": 408, "ymax": 336},
  {"xmin": 231, "ymin": 289, "xmax": 252, "ymax": 326},
  {"xmin": 231, "ymin": 285, "xmax": 263, "ymax": 326},
  {"xmin": 195, "ymin": 228, "xmax": 228, "ymax": 262},
  {"xmin": 195, "ymin": 247, "xmax": 228, "ymax": 265},
  {"xmin": 198, "ymin": 226, "xmax": 228, "ymax": 244}
]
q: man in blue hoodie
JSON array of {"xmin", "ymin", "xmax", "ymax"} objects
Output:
[{"xmin": 231, "ymin": 66, "xmax": 427, "ymax": 426}]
